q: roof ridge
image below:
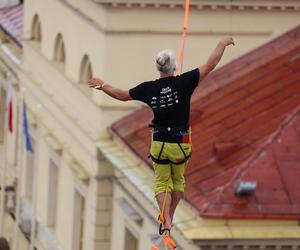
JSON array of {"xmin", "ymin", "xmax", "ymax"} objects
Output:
[
  {"xmin": 94, "ymin": 0, "xmax": 300, "ymax": 11},
  {"xmin": 201, "ymin": 104, "xmax": 300, "ymax": 215}
]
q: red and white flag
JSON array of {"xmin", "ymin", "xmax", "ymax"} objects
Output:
[{"xmin": 5, "ymin": 84, "xmax": 13, "ymax": 134}]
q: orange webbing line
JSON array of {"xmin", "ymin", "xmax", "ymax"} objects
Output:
[
  {"xmin": 177, "ymin": 0, "xmax": 190, "ymax": 75},
  {"xmin": 159, "ymin": 177, "xmax": 171, "ymax": 228},
  {"xmin": 159, "ymin": 0, "xmax": 191, "ymax": 233}
]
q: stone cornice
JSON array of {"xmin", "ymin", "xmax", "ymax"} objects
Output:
[{"xmin": 93, "ymin": 0, "xmax": 300, "ymax": 11}]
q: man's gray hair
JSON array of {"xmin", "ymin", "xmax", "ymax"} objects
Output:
[{"xmin": 155, "ymin": 49, "xmax": 177, "ymax": 73}]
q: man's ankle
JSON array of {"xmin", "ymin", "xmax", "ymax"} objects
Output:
[{"xmin": 164, "ymin": 220, "xmax": 172, "ymax": 229}]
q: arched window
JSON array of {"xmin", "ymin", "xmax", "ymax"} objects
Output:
[
  {"xmin": 80, "ymin": 55, "xmax": 93, "ymax": 84},
  {"xmin": 79, "ymin": 55, "xmax": 93, "ymax": 95},
  {"xmin": 31, "ymin": 14, "xmax": 42, "ymax": 42},
  {"xmin": 54, "ymin": 33, "xmax": 66, "ymax": 64}
]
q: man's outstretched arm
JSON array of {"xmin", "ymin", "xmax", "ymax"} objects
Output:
[
  {"xmin": 199, "ymin": 36, "xmax": 235, "ymax": 82},
  {"xmin": 88, "ymin": 78, "xmax": 132, "ymax": 101}
]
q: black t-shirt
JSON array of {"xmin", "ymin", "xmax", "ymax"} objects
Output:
[{"xmin": 129, "ymin": 68, "xmax": 200, "ymax": 129}]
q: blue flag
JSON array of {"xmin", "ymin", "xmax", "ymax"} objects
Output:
[{"xmin": 23, "ymin": 100, "xmax": 33, "ymax": 152}]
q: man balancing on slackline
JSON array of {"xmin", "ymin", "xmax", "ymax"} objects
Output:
[{"xmin": 88, "ymin": 36, "xmax": 234, "ymax": 239}]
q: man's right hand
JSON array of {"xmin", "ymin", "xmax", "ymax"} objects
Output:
[
  {"xmin": 88, "ymin": 78, "xmax": 105, "ymax": 89},
  {"xmin": 220, "ymin": 36, "xmax": 235, "ymax": 47}
]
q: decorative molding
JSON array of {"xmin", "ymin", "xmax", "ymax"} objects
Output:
[
  {"xmin": 45, "ymin": 134, "xmax": 63, "ymax": 153},
  {"xmin": 69, "ymin": 160, "xmax": 90, "ymax": 180},
  {"xmin": 116, "ymin": 197, "xmax": 143, "ymax": 225},
  {"xmin": 36, "ymin": 221, "xmax": 64, "ymax": 250},
  {"xmin": 106, "ymin": 29, "xmax": 272, "ymax": 36},
  {"xmin": 93, "ymin": 0, "xmax": 300, "ymax": 11}
]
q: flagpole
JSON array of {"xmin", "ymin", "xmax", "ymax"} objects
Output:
[
  {"xmin": 0, "ymin": 82, "xmax": 13, "ymax": 235},
  {"xmin": 0, "ymin": 104, "xmax": 7, "ymax": 235},
  {"xmin": 12, "ymin": 88, "xmax": 25, "ymax": 250},
  {"xmin": 29, "ymin": 103, "xmax": 42, "ymax": 250}
]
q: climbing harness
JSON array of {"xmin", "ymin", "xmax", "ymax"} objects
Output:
[
  {"xmin": 149, "ymin": 125, "xmax": 192, "ymax": 165},
  {"xmin": 150, "ymin": 142, "xmax": 191, "ymax": 165}
]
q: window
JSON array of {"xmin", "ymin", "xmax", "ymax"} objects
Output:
[
  {"xmin": 0, "ymin": 88, "xmax": 6, "ymax": 143},
  {"xmin": 79, "ymin": 54, "xmax": 93, "ymax": 94},
  {"xmin": 54, "ymin": 33, "xmax": 66, "ymax": 64},
  {"xmin": 72, "ymin": 189, "xmax": 85, "ymax": 250},
  {"xmin": 31, "ymin": 14, "xmax": 42, "ymax": 42},
  {"xmin": 124, "ymin": 227, "xmax": 138, "ymax": 250},
  {"xmin": 47, "ymin": 154, "xmax": 60, "ymax": 227},
  {"xmin": 80, "ymin": 55, "xmax": 93, "ymax": 83},
  {"xmin": 24, "ymin": 135, "xmax": 35, "ymax": 198}
]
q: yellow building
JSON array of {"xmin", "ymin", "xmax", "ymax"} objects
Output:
[{"xmin": 0, "ymin": 0, "xmax": 299, "ymax": 250}]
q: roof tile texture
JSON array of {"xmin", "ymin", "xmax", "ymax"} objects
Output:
[{"xmin": 0, "ymin": 4, "xmax": 23, "ymax": 45}]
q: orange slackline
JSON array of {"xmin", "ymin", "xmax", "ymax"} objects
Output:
[
  {"xmin": 152, "ymin": 1, "xmax": 191, "ymax": 249},
  {"xmin": 161, "ymin": 0, "xmax": 191, "ymax": 226},
  {"xmin": 159, "ymin": 0, "xmax": 191, "ymax": 234},
  {"xmin": 159, "ymin": 177, "xmax": 171, "ymax": 230},
  {"xmin": 177, "ymin": 0, "xmax": 190, "ymax": 75}
]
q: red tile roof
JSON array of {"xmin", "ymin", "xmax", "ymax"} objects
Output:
[
  {"xmin": 110, "ymin": 25, "xmax": 300, "ymax": 219},
  {"xmin": 0, "ymin": 4, "xmax": 23, "ymax": 46}
]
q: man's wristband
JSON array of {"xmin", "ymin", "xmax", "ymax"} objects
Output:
[{"xmin": 95, "ymin": 83, "xmax": 105, "ymax": 90}]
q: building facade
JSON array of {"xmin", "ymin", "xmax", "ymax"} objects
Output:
[{"xmin": 0, "ymin": 0, "xmax": 300, "ymax": 250}]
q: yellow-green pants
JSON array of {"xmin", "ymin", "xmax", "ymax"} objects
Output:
[{"xmin": 150, "ymin": 140, "xmax": 191, "ymax": 196}]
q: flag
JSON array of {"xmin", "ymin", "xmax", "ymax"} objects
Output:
[
  {"xmin": 5, "ymin": 85, "xmax": 13, "ymax": 133},
  {"xmin": 23, "ymin": 100, "xmax": 33, "ymax": 152}
]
